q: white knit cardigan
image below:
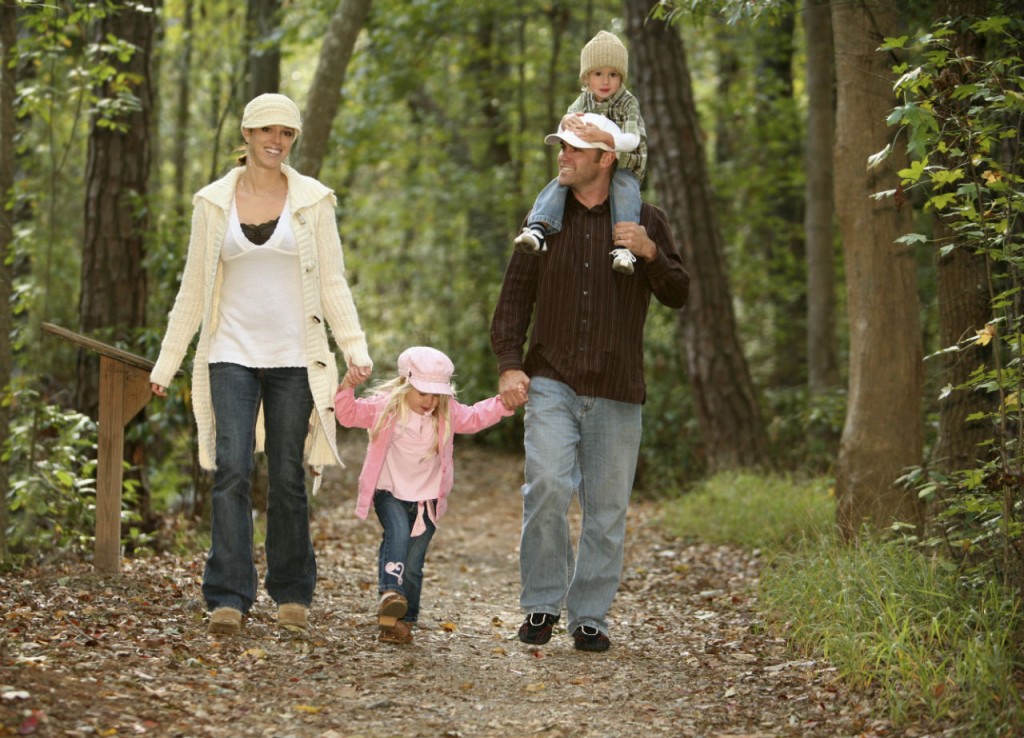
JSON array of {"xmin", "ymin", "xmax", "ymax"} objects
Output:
[{"xmin": 150, "ymin": 164, "xmax": 371, "ymax": 472}]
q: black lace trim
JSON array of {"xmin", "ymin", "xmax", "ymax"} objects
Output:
[{"xmin": 240, "ymin": 217, "xmax": 280, "ymax": 245}]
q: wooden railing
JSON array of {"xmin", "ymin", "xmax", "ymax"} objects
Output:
[{"xmin": 42, "ymin": 323, "xmax": 158, "ymax": 574}]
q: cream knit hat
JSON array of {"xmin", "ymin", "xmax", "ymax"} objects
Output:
[
  {"xmin": 240, "ymin": 93, "xmax": 302, "ymax": 135},
  {"xmin": 580, "ymin": 31, "xmax": 628, "ymax": 84}
]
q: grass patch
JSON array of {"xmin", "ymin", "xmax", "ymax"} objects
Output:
[
  {"xmin": 760, "ymin": 537, "xmax": 1024, "ymax": 735},
  {"xmin": 657, "ymin": 471, "xmax": 834, "ymax": 549},
  {"xmin": 656, "ymin": 471, "xmax": 1024, "ymax": 736}
]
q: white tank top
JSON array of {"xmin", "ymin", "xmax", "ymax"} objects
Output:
[{"xmin": 209, "ymin": 198, "xmax": 306, "ymax": 368}]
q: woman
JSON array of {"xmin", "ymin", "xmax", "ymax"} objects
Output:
[{"xmin": 150, "ymin": 93, "xmax": 372, "ymax": 635}]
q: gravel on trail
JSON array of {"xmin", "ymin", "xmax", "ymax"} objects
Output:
[{"xmin": 1, "ymin": 446, "xmax": 940, "ymax": 737}]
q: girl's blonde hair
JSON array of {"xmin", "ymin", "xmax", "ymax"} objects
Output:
[{"xmin": 366, "ymin": 376, "xmax": 455, "ymax": 456}]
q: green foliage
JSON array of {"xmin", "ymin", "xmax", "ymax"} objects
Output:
[
  {"xmin": 639, "ymin": 305, "xmax": 699, "ymax": 490},
  {"xmin": 762, "ymin": 385, "xmax": 845, "ymax": 474},
  {"xmin": 663, "ymin": 4, "xmax": 815, "ymax": 391},
  {"xmin": 650, "ymin": 0, "xmax": 788, "ymax": 26},
  {"xmin": 761, "ymin": 535, "xmax": 1024, "ymax": 735},
  {"xmin": 8, "ymin": 0, "xmax": 862, "ymax": 557},
  {"xmin": 4, "ymin": 386, "xmax": 97, "ymax": 561},
  {"xmin": 657, "ymin": 472, "xmax": 834, "ymax": 549},
  {"xmin": 3, "ymin": 382, "xmax": 159, "ymax": 565},
  {"xmin": 878, "ymin": 12, "xmax": 1024, "ymax": 590},
  {"xmin": 658, "ymin": 469, "xmax": 1024, "ymax": 734}
]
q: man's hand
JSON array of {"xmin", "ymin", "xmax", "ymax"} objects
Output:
[
  {"xmin": 499, "ymin": 369, "xmax": 530, "ymax": 410},
  {"xmin": 613, "ymin": 222, "xmax": 657, "ymax": 262}
]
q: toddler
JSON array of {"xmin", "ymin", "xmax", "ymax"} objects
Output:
[
  {"xmin": 335, "ymin": 346, "xmax": 515, "ymax": 643},
  {"xmin": 514, "ymin": 30, "xmax": 648, "ymax": 275}
]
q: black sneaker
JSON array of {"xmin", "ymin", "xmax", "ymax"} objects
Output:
[
  {"xmin": 518, "ymin": 613, "xmax": 559, "ymax": 645},
  {"xmin": 572, "ymin": 625, "xmax": 610, "ymax": 652}
]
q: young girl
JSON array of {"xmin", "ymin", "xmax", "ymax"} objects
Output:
[
  {"xmin": 334, "ymin": 346, "xmax": 514, "ymax": 644},
  {"xmin": 513, "ymin": 30, "xmax": 647, "ymax": 275}
]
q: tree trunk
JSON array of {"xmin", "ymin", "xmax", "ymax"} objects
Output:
[
  {"xmin": 932, "ymin": 217, "xmax": 991, "ymax": 473},
  {"xmin": 77, "ymin": 0, "xmax": 159, "ymax": 415},
  {"xmin": 466, "ymin": 10, "xmax": 514, "ymax": 268},
  {"xmin": 77, "ymin": 1, "xmax": 161, "ymax": 537},
  {"xmin": 539, "ymin": 4, "xmax": 570, "ymax": 199},
  {"xmin": 626, "ymin": 0, "xmax": 769, "ymax": 472},
  {"xmin": 931, "ymin": 0, "xmax": 992, "ymax": 476},
  {"xmin": 0, "ymin": 0, "xmax": 16, "ymax": 553},
  {"xmin": 753, "ymin": 11, "xmax": 806, "ymax": 388},
  {"xmin": 833, "ymin": 0, "xmax": 923, "ymax": 538},
  {"xmin": 804, "ymin": 0, "xmax": 839, "ymax": 392},
  {"xmin": 292, "ymin": 0, "xmax": 374, "ymax": 178},
  {"xmin": 247, "ymin": 0, "xmax": 281, "ymax": 99},
  {"xmin": 173, "ymin": 0, "xmax": 194, "ymax": 220}
]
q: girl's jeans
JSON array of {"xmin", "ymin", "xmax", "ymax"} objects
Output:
[
  {"xmin": 374, "ymin": 490, "xmax": 437, "ymax": 623},
  {"xmin": 204, "ymin": 363, "xmax": 316, "ymax": 613},
  {"xmin": 526, "ymin": 168, "xmax": 641, "ymax": 237},
  {"xmin": 519, "ymin": 377, "xmax": 642, "ymax": 636}
]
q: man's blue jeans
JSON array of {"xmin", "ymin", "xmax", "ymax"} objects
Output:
[
  {"xmin": 519, "ymin": 377, "xmax": 642, "ymax": 636},
  {"xmin": 373, "ymin": 491, "xmax": 436, "ymax": 623},
  {"xmin": 204, "ymin": 363, "xmax": 316, "ymax": 613},
  {"xmin": 526, "ymin": 169, "xmax": 642, "ymax": 236}
]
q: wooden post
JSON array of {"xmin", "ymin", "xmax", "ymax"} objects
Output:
[{"xmin": 42, "ymin": 323, "xmax": 158, "ymax": 574}]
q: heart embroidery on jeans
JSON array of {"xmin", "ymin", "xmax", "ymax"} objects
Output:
[{"xmin": 384, "ymin": 561, "xmax": 404, "ymax": 586}]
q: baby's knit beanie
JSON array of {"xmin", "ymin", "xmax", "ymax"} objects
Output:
[{"xmin": 579, "ymin": 31, "xmax": 628, "ymax": 84}]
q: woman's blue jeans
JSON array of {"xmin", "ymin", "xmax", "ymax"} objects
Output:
[
  {"xmin": 373, "ymin": 490, "xmax": 436, "ymax": 623},
  {"xmin": 204, "ymin": 363, "xmax": 316, "ymax": 613},
  {"xmin": 519, "ymin": 377, "xmax": 642, "ymax": 636}
]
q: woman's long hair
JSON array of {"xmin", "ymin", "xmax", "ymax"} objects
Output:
[{"xmin": 366, "ymin": 377, "xmax": 454, "ymax": 457}]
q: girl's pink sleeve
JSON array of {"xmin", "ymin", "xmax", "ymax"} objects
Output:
[
  {"xmin": 334, "ymin": 387, "xmax": 379, "ymax": 429},
  {"xmin": 451, "ymin": 395, "xmax": 515, "ymax": 434}
]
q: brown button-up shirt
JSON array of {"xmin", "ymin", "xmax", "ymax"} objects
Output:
[{"xmin": 491, "ymin": 195, "xmax": 689, "ymax": 404}]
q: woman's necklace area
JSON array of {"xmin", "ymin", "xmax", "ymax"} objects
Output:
[{"xmin": 239, "ymin": 173, "xmax": 286, "ymax": 198}]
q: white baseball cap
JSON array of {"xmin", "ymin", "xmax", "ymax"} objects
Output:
[{"xmin": 544, "ymin": 112, "xmax": 620, "ymax": 152}]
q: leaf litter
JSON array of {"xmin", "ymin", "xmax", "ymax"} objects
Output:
[{"xmin": 1, "ymin": 447, "xmax": 956, "ymax": 737}]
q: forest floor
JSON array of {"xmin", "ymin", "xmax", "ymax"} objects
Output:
[{"xmin": 1, "ymin": 446, "xmax": 960, "ymax": 738}]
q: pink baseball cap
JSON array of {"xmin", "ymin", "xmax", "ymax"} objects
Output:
[{"xmin": 397, "ymin": 346, "xmax": 455, "ymax": 396}]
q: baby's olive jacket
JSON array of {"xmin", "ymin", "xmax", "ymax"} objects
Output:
[{"xmin": 150, "ymin": 164, "xmax": 371, "ymax": 473}]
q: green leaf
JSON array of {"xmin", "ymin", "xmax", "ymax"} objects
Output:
[
  {"xmin": 898, "ymin": 158, "xmax": 928, "ymax": 183},
  {"xmin": 930, "ymin": 168, "xmax": 964, "ymax": 186},
  {"xmin": 927, "ymin": 193, "xmax": 957, "ymax": 211},
  {"xmin": 880, "ymin": 35, "xmax": 910, "ymax": 51}
]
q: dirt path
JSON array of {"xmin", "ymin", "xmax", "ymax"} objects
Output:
[{"xmin": 1, "ymin": 447, "xmax": 912, "ymax": 737}]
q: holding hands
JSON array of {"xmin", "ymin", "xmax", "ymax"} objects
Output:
[
  {"xmin": 499, "ymin": 370, "xmax": 530, "ymax": 410},
  {"xmin": 340, "ymin": 364, "xmax": 373, "ymax": 391}
]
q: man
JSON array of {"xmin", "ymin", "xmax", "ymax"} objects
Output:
[{"xmin": 491, "ymin": 113, "xmax": 689, "ymax": 652}]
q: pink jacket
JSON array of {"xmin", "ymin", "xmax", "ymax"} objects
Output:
[{"xmin": 334, "ymin": 387, "xmax": 514, "ymax": 524}]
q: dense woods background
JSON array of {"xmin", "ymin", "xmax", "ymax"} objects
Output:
[{"xmin": 1, "ymin": 0, "xmax": 1022, "ymax": 600}]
